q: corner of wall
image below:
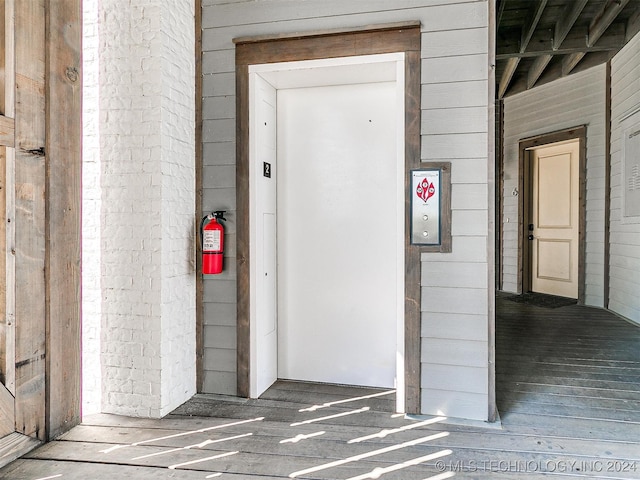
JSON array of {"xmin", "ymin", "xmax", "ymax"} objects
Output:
[{"xmin": 90, "ymin": 0, "xmax": 197, "ymax": 418}]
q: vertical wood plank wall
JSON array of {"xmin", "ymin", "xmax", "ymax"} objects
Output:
[
  {"xmin": 609, "ymin": 32, "xmax": 640, "ymax": 324},
  {"xmin": 0, "ymin": 0, "xmax": 16, "ymax": 438},
  {"xmin": 0, "ymin": 145, "xmax": 6, "ymax": 387},
  {"xmin": 0, "ymin": 0, "xmax": 15, "ymax": 397},
  {"xmin": 0, "ymin": 0, "xmax": 6, "ymax": 388},
  {"xmin": 45, "ymin": 0, "xmax": 82, "ymax": 439},
  {"xmin": 501, "ymin": 66, "xmax": 607, "ymax": 308},
  {"xmin": 1, "ymin": 0, "xmax": 82, "ymax": 441},
  {"xmin": 201, "ymin": 0, "xmax": 492, "ymax": 420},
  {"xmin": 14, "ymin": 0, "xmax": 47, "ymax": 440}
]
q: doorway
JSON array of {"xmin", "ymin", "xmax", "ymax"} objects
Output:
[
  {"xmin": 519, "ymin": 127, "xmax": 586, "ymax": 302},
  {"xmin": 234, "ymin": 23, "xmax": 423, "ymax": 414},
  {"xmin": 248, "ymin": 54, "xmax": 405, "ymax": 408},
  {"xmin": 529, "ymin": 140, "xmax": 579, "ymax": 298}
]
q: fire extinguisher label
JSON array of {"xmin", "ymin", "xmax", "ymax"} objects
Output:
[{"xmin": 203, "ymin": 230, "xmax": 221, "ymax": 251}]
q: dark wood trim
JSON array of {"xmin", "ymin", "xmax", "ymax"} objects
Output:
[
  {"xmin": 518, "ymin": 144, "xmax": 528, "ymax": 295},
  {"xmin": 496, "ymin": 100, "xmax": 504, "ymax": 291},
  {"xmin": 235, "ymin": 63, "xmax": 250, "ymax": 399},
  {"xmin": 44, "ymin": 0, "xmax": 82, "ymax": 441},
  {"xmin": 235, "ymin": 24, "xmax": 422, "ymax": 413},
  {"xmin": 577, "ymin": 133, "xmax": 587, "ymax": 305},
  {"xmin": 603, "ymin": 61, "xmax": 611, "ymax": 309},
  {"xmin": 487, "ymin": 0, "xmax": 497, "ymax": 423},
  {"xmin": 518, "ymin": 126, "xmax": 587, "ymax": 303},
  {"xmin": 233, "ymin": 21, "xmax": 421, "ymax": 45},
  {"xmin": 413, "ymin": 163, "xmax": 451, "ymax": 254},
  {"xmin": 518, "ymin": 127, "xmax": 587, "ymax": 157},
  {"xmin": 195, "ymin": 0, "xmax": 204, "ymax": 393},
  {"xmin": 404, "ymin": 49, "xmax": 422, "ymax": 413},
  {"xmin": 235, "ymin": 26, "xmax": 421, "ymax": 66}
]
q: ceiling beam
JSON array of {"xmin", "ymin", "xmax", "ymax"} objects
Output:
[
  {"xmin": 497, "ymin": 23, "xmax": 626, "ymax": 58},
  {"xmin": 627, "ymin": 7, "xmax": 640, "ymax": 41},
  {"xmin": 499, "ymin": 0, "xmax": 548, "ymax": 98},
  {"xmin": 497, "ymin": 40, "xmax": 624, "ymax": 59},
  {"xmin": 563, "ymin": 0, "xmax": 630, "ymax": 75},
  {"xmin": 498, "ymin": 57, "xmax": 519, "ymax": 98},
  {"xmin": 497, "ymin": 0, "xmax": 507, "ymax": 28},
  {"xmin": 521, "ymin": 0, "xmax": 548, "ymax": 50},
  {"xmin": 562, "ymin": 51, "xmax": 586, "ymax": 76},
  {"xmin": 588, "ymin": 0, "xmax": 630, "ymax": 47},
  {"xmin": 553, "ymin": 0, "xmax": 588, "ymax": 50},
  {"xmin": 527, "ymin": 54, "xmax": 552, "ymax": 89},
  {"xmin": 506, "ymin": 50, "xmax": 614, "ymax": 98},
  {"xmin": 496, "ymin": 22, "xmax": 629, "ymax": 60}
]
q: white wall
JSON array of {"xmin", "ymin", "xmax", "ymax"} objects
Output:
[
  {"xmin": 501, "ymin": 66, "xmax": 607, "ymax": 307},
  {"xmin": 96, "ymin": 0, "xmax": 196, "ymax": 417},
  {"xmin": 82, "ymin": 0, "xmax": 101, "ymax": 416},
  {"xmin": 159, "ymin": 0, "xmax": 198, "ymax": 417},
  {"xmin": 610, "ymin": 32, "xmax": 640, "ymax": 324},
  {"xmin": 202, "ymin": 0, "xmax": 492, "ymax": 421}
]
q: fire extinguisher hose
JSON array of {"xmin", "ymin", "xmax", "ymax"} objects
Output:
[{"xmin": 199, "ymin": 214, "xmax": 208, "ymax": 250}]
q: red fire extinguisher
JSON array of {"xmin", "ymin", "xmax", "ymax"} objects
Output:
[{"xmin": 201, "ymin": 211, "xmax": 226, "ymax": 275}]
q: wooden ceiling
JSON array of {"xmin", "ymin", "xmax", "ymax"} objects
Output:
[{"xmin": 497, "ymin": 0, "xmax": 640, "ymax": 98}]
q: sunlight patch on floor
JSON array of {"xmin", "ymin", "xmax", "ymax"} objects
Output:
[
  {"xmin": 299, "ymin": 390, "xmax": 396, "ymax": 412},
  {"xmin": 99, "ymin": 417, "xmax": 264, "ymax": 454},
  {"xmin": 288, "ymin": 432, "xmax": 450, "ymax": 478}
]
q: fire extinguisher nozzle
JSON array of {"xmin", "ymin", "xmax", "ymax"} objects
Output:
[{"xmin": 212, "ymin": 210, "xmax": 227, "ymax": 222}]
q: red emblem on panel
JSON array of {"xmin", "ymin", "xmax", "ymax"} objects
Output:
[{"xmin": 416, "ymin": 177, "xmax": 435, "ymax": 203}]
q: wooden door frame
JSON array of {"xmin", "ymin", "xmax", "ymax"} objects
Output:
[
  {"xmin": 518, "ymin": 126, "xmax": 587, "ymax": 303},
  {"xmin": 233, "ymin": 22, "xmax": 422, "ymax": 413}
]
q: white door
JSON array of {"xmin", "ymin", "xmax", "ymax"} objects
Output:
[
  {"xmin": 530, "ymin": 140, "xmax": 579, "ymax": 299},
  {"xmin": 277, "ymin": 82, "xmax": 398, "ymax": 388},
  {"xmin": 249, "ymin": 75, "xmax": 278, "ymax": 397}
]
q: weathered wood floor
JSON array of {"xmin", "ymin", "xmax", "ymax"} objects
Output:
[{"xmin": 1, "ymin": 295, "xmax": 639, "ymax": 479}]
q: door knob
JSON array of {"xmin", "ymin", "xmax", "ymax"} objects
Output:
[{"xmin": 528, "ymin": 234, "xmax": 534, "ymax": 240}]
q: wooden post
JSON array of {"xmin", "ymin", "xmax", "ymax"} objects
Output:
[
  {"xmin": 487, "ymin": 0, "xmax": 497, "ymax": 423},
  {"xmin": 14, "ymin": 0, "xmax": 47, "ymax": 441},
  {"xmin": 10, "ymin": 0, "xmax": 81, "ymax": 441},
  {"xmin": 195, "ymin": 0, "xmax": 204, "ymax": 393},
  {"xmin": 0, "ymin": 4, "xmax": 17, "ymax": 441},
  {"xmin": 44, "ymin": 0, "xmax": 82, "ymax": 440},
  {"xmin": 0, "ymin": 0, "xmax": 7, "ymax": 391},
  {"xmin": 603, "ymin": 61, "xmax": 611, "ymax": 309}
]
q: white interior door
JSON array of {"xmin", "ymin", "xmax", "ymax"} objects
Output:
[
  {"xmin": 530, "ymin": 140, "xmax": 579, "ymax": 299},
  {"xmin": 249, "ymin": 74, "xmax": 278, "ymax": 397},
  {"xmin": 277, "ymin": 82, "xmax": 398, "ymax": 388}
]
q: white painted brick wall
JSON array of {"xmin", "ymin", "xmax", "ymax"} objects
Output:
[
  {"xmin": 82, "ymin": 0, "xmax": 102, "ymax": 416},
  {"xmin": 96, "ymin": 0, "xmax": 196, "ymax": 418},
  {"xmin": 159, "ymin": 0, "xmax": 197, "ymax": 415}
]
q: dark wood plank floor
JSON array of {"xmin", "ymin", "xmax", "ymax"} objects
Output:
[{"xmin": 1, "ymin": 295, "xmax": 639, "ymax": 479}]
